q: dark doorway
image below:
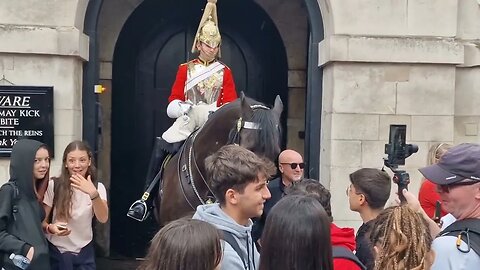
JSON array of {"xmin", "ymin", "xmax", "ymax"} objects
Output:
[{"xmin": 111, "ymin": 0, "xmax": 288, "ymax": 257}]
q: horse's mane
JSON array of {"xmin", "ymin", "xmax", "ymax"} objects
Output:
[
  {"xmin": 248, "ymin": 101, "xmax": 281, "ymax": 161},
  {"xmin": 201, "ymin": 96, "xmax": 281, "ymax": 161}
]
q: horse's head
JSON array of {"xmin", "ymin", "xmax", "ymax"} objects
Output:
[{"xmin": 228, "ymin": 94, "xmax": 283, "ymax": 162}]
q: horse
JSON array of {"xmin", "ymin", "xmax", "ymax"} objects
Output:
[{"xmin": 155, "ymin": 94, "xmax": 283, "ymax": 225}]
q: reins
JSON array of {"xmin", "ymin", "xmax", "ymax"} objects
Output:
[{"xmin": 178, "ymin": 104, "xmax": 271, "ymax": 208}]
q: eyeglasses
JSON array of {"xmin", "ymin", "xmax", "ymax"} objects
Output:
[
  {"xmin": 280, "ymin": 162, "xmax": 305, "ymax": 170},
  {"xmin": 346, "ymin": 184, "xmax": 363, "ymax": 197},
  {"xmin": 436, "ymin": 180, "xmax": 480, "ymax": 194}
]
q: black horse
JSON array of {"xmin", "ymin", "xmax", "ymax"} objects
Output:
[{"xmin": 155, "ymin": 94, "xmax": 283, "ymax": 225}]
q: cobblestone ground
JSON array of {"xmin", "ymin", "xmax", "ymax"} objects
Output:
[{"xmin": 96, "ymin": 257, "xmax": 142, "ymax": 270}]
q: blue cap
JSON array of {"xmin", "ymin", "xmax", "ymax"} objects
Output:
[{"xmin": 419, "ymin": 143, "xmax": 480, "ymax": 185}]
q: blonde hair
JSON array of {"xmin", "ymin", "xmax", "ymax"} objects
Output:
[
  {"xmin": 370, "ymin": 206, "xmax": 433, "ymax": 270},
  {"xmin": 421, "ymin": 143, "xmax": 452, "ymax": 184},
  {"xmin": 427, "ymin": 143, "xmax": 452, "ymax": 165}
]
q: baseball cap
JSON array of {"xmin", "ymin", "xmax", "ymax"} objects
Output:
[{"xmin": 419, "ymin": 143, "xmax": 480, "ymax": 185}]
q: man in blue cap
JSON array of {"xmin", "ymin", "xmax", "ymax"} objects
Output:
[{"xmin": 404, "ymin": 143, "xmax": 480, "ymax": 270}]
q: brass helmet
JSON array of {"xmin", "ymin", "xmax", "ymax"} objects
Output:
[{"xmin": 191, "ymin": 0, "xmax": 222, "ymax": 56}]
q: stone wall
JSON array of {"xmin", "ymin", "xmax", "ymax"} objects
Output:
[
  {"xmin": 0, "ymin": 1, "xmax": 88, "ymax": 185},
  {"xmin": 319, "ymin": 0, "xmax": 480, "ymax": 228}
]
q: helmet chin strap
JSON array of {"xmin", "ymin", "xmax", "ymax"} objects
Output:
[{"xmin": 198, "ymin": 55, "xmax": 215, "ymax": 65}]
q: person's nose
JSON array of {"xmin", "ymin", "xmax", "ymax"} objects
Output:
[
  {"xmin": 40, "ymin": 160, "xmax": 48, "ymax": 168},
  {"xmin": 263, "ymin": 187, "xmax": 271, "ymax": 200}
]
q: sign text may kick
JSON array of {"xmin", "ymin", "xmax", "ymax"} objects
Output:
[{"xmin": 0, "ymin": 86, "xmax": 54, "ymax": 157}]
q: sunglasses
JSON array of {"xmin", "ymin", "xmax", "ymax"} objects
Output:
[
  {"xmin": 281, "ymin": 162, "xmax": 305, "ymax": 170},
  {"xmin": 436, "ymin": 180, "xmax": 480, "ymax": 194}
]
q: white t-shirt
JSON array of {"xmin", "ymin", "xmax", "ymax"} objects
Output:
[
  {"xmin": 43, "ymin": 179, "xmax": 107, "ymax": 253},
  {"xmin": 431, "ymin": 235, "xmax": 480, "ymax": 270},
  {"xmin": 440, "ymin": 214, "xmax": 457, "ymax": 230}
]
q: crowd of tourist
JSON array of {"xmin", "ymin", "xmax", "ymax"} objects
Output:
[{"xmin": 2, "ymin": 140, "xmax": 480, "ymax": 270}]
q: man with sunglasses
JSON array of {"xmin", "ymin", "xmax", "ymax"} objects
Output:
[
  {"xmin": 404, "ymin": 143, "xmax": 480, "ymax": 270},
  {"xmin": 252, "ymin": 149, "xmax": 304, "ymax": 243}
]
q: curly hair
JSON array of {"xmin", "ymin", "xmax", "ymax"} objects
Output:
[{"xmin": 369, "ymin": 205, "xmax": 433, "ymax": 270}]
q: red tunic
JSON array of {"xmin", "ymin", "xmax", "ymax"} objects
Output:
[{"xmin": 168, "ymin": 59, "xmax": 237, "ymax": 107}]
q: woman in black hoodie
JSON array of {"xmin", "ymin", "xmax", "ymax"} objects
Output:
[{"xmin": 0, "ymin": 139, "xmax": 51, "ymax": 269}]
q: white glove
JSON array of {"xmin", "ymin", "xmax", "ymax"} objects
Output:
[{"xmin": 167, "ymin": 100, "xmax": 192, "ymax": 118}]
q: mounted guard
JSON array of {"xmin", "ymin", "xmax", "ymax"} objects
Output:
[{"xmin": 127, "ymin": 0, "xmax": 237, "ymax": 221}]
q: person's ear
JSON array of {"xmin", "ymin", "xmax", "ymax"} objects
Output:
[
  {"xmin": 474, "ymin": 186, "xmax": 480, "ymax": 200},
  {"xmin": 278, "ymin": 164, "xmax": 284, "ymax": 174},
  {"xmin": 225, "ymin": 188, "xmax": 238, "ymax": 205},
  {"xmin": 358, "ymin": 194, "xmax": 367, "ymax": 206}
]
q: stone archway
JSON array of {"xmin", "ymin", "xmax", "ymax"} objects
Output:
[
  {"xmin": 84, "ymin": 0, "xmax": 326, "ymax": 257},
  {"xmin": 110, "ymin": 0, "xmax": 290, "ymax": 257}
]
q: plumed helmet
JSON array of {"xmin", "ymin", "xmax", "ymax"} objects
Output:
[{"xmin": 192, "ymin": 0, "xmax": 222, "ymax": 56}]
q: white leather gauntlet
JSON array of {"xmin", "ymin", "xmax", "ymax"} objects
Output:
[{"xmin": 166, "ymin": 99, "xmax": 192, "ymax": 118}]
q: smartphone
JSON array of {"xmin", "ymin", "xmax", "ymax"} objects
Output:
[
  {"xmin": 56, "ymin": 223, "xmax": 68, "ymax": 231},
  {"xmin": 385, "ymin": 125, "xmax": 407, "ymax": 165}
]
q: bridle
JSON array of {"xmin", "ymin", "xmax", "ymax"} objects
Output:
[
  {"xmin": 228, "ymin": 104, "xmax": 269, "ymax": 145},
  {"xmin": 178, "ymin": 104, "xmax": 273, "ymax": 209}
]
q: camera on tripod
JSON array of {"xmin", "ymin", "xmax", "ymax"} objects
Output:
[{"xmin": 384, "ymin": 125, "xmax": 418, "ymax": 202}]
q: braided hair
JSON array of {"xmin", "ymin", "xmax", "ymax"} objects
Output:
[{"xmin": 369, "ymin": 205, "xmax": 433, "ymax": 270}]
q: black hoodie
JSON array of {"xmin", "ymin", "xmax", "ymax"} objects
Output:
[{"xmin": 0, "ymin": 139, "xmax": 51, "ymax": 270}]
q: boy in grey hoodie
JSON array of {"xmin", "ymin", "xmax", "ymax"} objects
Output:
[{"xmin": 193, "ymin": 145, "xmax": 275, "ymax": 270}]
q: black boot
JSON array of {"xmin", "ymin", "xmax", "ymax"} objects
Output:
[{"xmin": 127, "ymin": 137, "xmax": 169, "ymax": 222}]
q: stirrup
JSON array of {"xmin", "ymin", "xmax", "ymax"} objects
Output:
[{"xmin": 127, "ymin": 199, "xmax": 149, "ymax": 222}]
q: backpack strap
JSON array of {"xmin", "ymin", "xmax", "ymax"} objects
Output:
[
  {"xmin": 332, "ymin": 246, "xmax": 367, "ymax": 270},
  {"xmin": 440, "ymin": 218, "xmax": 480, "ymax": 256},
  {"xmin": 220, "ymin": 230, "xmax": 248, "ymax": 270},
  {"xmin": 4, "ymin": 182, "xmax": 19, "ymax": 221}
]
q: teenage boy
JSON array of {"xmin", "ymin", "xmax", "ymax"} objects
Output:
[
  {"xmin": 193, "ymin": 145, "xmax": 275, "ymax": 270},
  {"xmin": 347, "ymin": 168, "xmax": 391, "ymax": 270}
]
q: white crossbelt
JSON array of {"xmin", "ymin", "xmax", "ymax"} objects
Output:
[{"xmin": 184, "ymin": 62, "xmax": 225, "ymax": 93}]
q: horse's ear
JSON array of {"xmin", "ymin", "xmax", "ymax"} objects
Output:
[
  {"xmin": 272, "ymin": 95, "xmax": 283, "ymax": 118},
  {"xmin": 241, "ymin": 93, "xmax": 254, "ymax": 118}
]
